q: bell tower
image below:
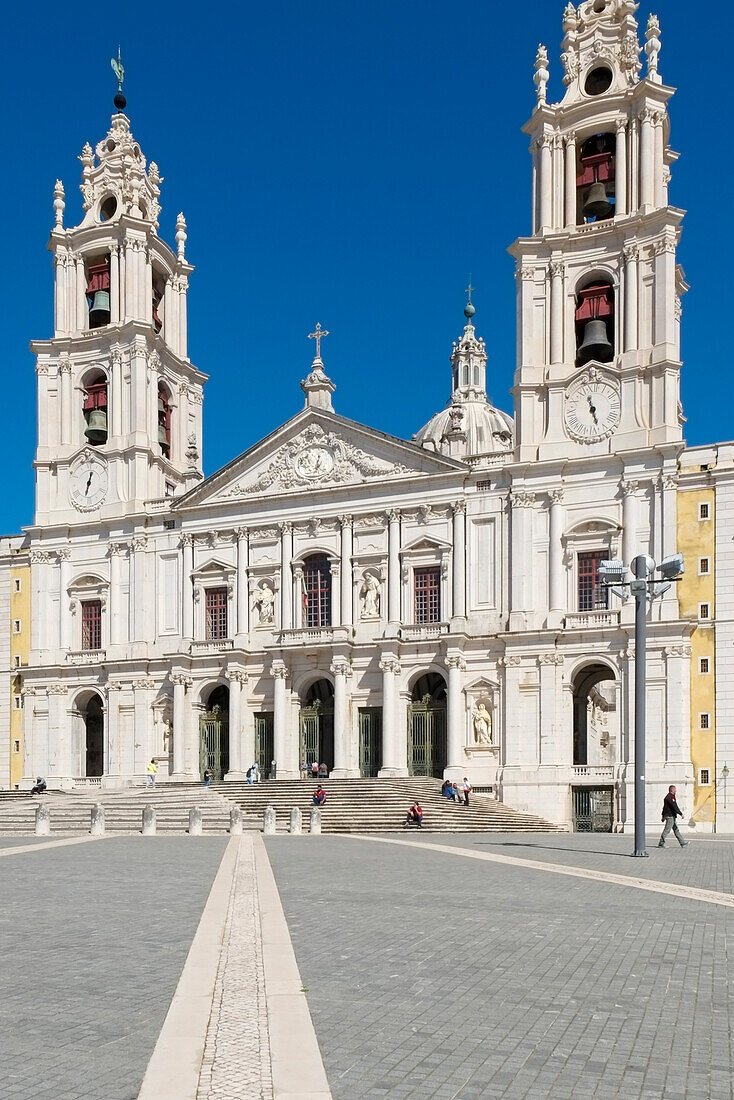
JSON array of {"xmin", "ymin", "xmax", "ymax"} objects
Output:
[
  {"xmin": 509, "ymin": 1, "xmax": 686, "ymax": 463},
  {"xmin": 31, "ymin": 70, "xmax": 206, "ymax": 526}
]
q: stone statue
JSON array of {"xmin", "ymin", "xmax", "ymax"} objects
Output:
[
  {"xmin": 162, "ymin": 715, "xmax": 173, "ymax": 754},
  {"xmin": 472, "ymin": 702, "xmax": 492, "ymax": 745},
  {"xmin": 360, "ymin": 572, "xmax": 381, "ymax": 619},
  {"xmin": 255, "ymin": 582, "xmax": 275, "ymax": 625}
]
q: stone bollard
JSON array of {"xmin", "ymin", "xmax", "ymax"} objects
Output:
[
  {"xmin": 229, "ymin": 806, "xmax": 243, "ymax": 835},
  {"xmin": 188, "ymin": 807, "xmax": 203, "ymax": 836},
  {"xmin": 142, "ymin": 805, "xmax": 156, "ymax": 836},
  {"xmin": 263, "ymin": 805, "xmax": 276, "ymax": 836},
  {"xmin": 90, "ymin": 803, "xmax": 105, "ymax": 837},
  {"xmin": 309, "ymin": 808, "xmax": 322, "ymax": 835},
  {"xmin": 35, "ymin": 804, "xmax": 50, "ymax": 837},
  {"xmin": 289, "ymin": 806, "xmax": 302, "ymax": 836}
]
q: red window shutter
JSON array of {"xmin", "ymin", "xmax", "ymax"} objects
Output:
[
  {"xmin": 577, "ymin": 552, "xmax": 609, "ymax": 613},
  {"xmin": 414, "ymin": 567, "xmax": 441, "ymax": 624},
  {"xmin": 304, "ymin": 555, "xmax": 331, "ymax": 628},
  {"xmin": 81, "ymin": 600, "xmax": 102, "ymax": 650},
  {"xmin": 205, "ymin": 587, "xmax": 228, "ymax": 640}
]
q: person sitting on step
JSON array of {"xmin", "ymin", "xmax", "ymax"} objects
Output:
[
  {"xmin": 318, "ymin": 762, "xmax": 328, "ymax": 779},
  {"xmin": 313, "ymin": 785, "xmax": 327, "ymax": 807},
  {"xmin": 31, "ymin": 776, "xmax": 47, "ymax": 796},
  {"xmin": 404, "ymin": 802, "xmax": 423, "ymax": 828}
]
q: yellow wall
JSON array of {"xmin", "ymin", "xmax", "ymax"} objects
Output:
[
  {"xmin": 9, "ymin": 563, "xmax": 30, "ymax": 788},
  {"xmin": 677, "ymin": 490, "xmax": 715, "ymax": 823}
]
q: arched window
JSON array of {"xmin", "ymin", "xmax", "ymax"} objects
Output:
[
  {"xmin": 86, "ymin": 255, "xmax": 111, "ymax": 328},
  {"xmin": 158, "ymin": 384, "xmax": 172, "ymax": 459},
  {"xmin": 83, "ymin": 370, "xmax": 108, "ymax": 445},
  {"xmin": 303, "ymin": 555, "xmax": 331, "ymax": 628},
  {"xmin": 576, "ymin": 134, "xmax": 615, "ymax": 224},
  {"xmin": 575, "ymin": 280, "xmax": 614, "ymax": 365},
  {"xmin": 152, "ymin": 273, "xmax": 164, "ymax": 334}
]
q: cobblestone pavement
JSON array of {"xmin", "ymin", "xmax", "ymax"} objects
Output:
[
  {"xmin": 266, "ymin": 834, "xmax": 734, "ymax": 1100},
  {"xmin": 0, "ymin": 837, "xmax": 227, "ymax": 1100},
  {"xmin": 197, "ymin": 835, "xmax": 273, "ymax": 1099}
]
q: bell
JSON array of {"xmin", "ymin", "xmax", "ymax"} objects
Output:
[
  {"xmin": 157, "ymin": 422, "xmax": 168, "ymax": 446},
  {"xmin": 577, "ymin": 319, "xmax": 613, "ymax": 364},
  {"xmin": 583, "ymin": 182, "xmax": 612, "ymax": 220},
  {"xmin": 89, "ymin": 289, "xmax": 110, "ymax": 327},
  {"xmin": 84, "ymin": 407, "xmax": 108, "ymax": 444}
]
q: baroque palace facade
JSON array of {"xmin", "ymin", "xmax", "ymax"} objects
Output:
[{"xmin": 1, "ymin": 0, "xmax": 732, "ymax": 830}]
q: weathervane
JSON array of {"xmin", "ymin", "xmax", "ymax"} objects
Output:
[
  {"xmin": 464, "ymin": 278, "xmax": 476, "ymax": 320},
  {"xmin": 308, "ymin": 322, "xmax": 330, "ymax": 360},
  {"xmin": 111, "ymin": 48, "xmax": 127, "ymax": 111}
]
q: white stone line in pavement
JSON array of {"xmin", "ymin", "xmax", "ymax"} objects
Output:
[
  {"xmin": 254, "ymin": 832, "xmax": 332, "ymax": 1100},
  {"xmin": 196, "ymin": 835, "xmax": 273, "ymax": 1099},
  {"xmin": 343, "ymin": 835, "xmax": 734, "ymax": 910},
  {"xmin": 0, "ymin": 835, "xmax": 106, "ymax": 858},
  {"xmin": 137, "ymin": 836, "xmax": 238, "ymax": 1100}
]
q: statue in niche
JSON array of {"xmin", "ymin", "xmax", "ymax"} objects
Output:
[
  {"xmin": 472, "ymin": 702, "xmax": 493, "ymax": 745},
  {"xmin": 255, "ymin": 581, "xmax": 275, "ymax": 625},
  {"xmin": 162, "ymin": 714, "xmax": 173, "ymax": 755},
  {"xmin": 359, "ymin": 572, "xmax": 381, "ymax": 619}
]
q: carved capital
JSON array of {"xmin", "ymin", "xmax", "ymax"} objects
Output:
[
  {"xmin": 445, "ymin": 656, "xmax": 467, "ymax": 673},
  {"xmin": 234, "ymin": 526, "xmax": 248, "ymax": 541},
  {"xmin": 387, "ymin": 509, "xmax": 401, "ymax": 524},
  {"xmin": 548, "ymin": 260, "xmax": 564, "ymax": 280},
  {"xmin": 452, "ymin": 500, "xmax": 466, "ymax": 517},
  {"xmin": 225, "ymin": 668, "xmax": 248, "ymax": 685},
  {"xmin": 133, "ymin": 677, "xmax": 156, "ymax": 691},
  {"xmin": 180, "ymin": 533, "xmax": 194, "ymax": 547},
  {"xmin": 47, "ymin": 684, "xmax": 68, "ymax": 696},
  {"xmin": 270, "ymin": 662, "xmax": 290, "ymax": 681},
  {"xmin": 549, "ymin": 489, "xmax": 564, "ymax": 506},
  {"xmin": 623, "ymin": 243, "xmax": 639, "ymax": 264},
  {"xmin": 330, "ymin": 659, "xmax": 352, "ymax": 678},
  {"xmin": 621, "ymin": 480, "xmax": 639, "ymax": 498},
  {"xmin": 511, "ymin": 491, "xmax": 536, "ymax": 509},
  {"xmin": 498, "ymin": 655, "xmax": 522, "ymax": 668},
  {"xmin": 538, "ymin": 653, "xmax": 564, "ymax": 666},
  {"xmin": 379, "ymin": 657, "xmax": 401, "ymax": 676},
  {"xmin": 279, "ymin": 522, "xmax": 292, "ymax": 536},
  {"xmin": 57, "ymin": 548, "xmax": 72, "ymax": 562}
]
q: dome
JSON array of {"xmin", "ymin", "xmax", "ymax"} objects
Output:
[{"xmin": 414, "ymin": 398, "xmax": 514, "ymax": 456}]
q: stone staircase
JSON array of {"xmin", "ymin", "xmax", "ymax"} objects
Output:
[
  {"xmin": 0, "ymin": 785, "xmax": 248, "ymax": 836},
  {"xmin": 218, "ymin": 777, "xmax": 562, "ymax": 833}
]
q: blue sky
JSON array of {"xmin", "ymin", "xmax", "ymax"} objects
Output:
[{"xmin": 0, "ymin": 1, "xmax": 730, "ymax": 533}]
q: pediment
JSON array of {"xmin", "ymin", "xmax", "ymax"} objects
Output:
[
  {"xmin": 177, "ymin": 408, "xmax": 466, "ymax": 509},
  {"xmin": 192, "ymin": 557, "xmax": 236, "ymax": 577},
  {"xmin": 401, "ymin": 535, "xmax": 452, "ymax": 554}
]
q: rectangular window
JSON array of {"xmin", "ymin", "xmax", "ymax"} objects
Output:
[
  {"xmin": 700, "ymin": 713, "xmax": 710, "ymax": 730},
  {"xmin": 13, "ymin": 578, "xmax": 21, "ymax": 594},
  {"xmin": 700, "ymin": 657, "xmax": 710, "ymax": 674},
  {"xmin": 304, "ymin": 556, "xmax": 332, "ymax": 628},
  {"xmin": 12, "ymin": 740, "xmax": 20, "ymax": 754},
  {"xmin": 205, "ymin": 587, "xmax": 229, "ymax": 640},
  {"xmin": 12, "ymin": 619, "xmax": 21, "ymax": 634},
  {"xmin": 577, "ymin": 551, "xmax": 609, "ymax": 612},
  {"xmin": 699, "ymin": 768, "xmax": 711, "ymax": 786},
  {"xmin": 414, "ymin": 566, "xmax": 441, "ymax": 624},
  {"xmin": 699, "ymin": 557, "xmax": 710, "ymax": 575},
  {"xmin": 165, "ymin": 481, "xmax": 175, "ymax": 498},
  {"xmin": 13, "ymin": 695, "xmax": 22, "ymax": 711},
  {"xmin": 12, "ymin": 655, "xmax": 21, "ymax": 669},
  {"xmin": 476, "ymin": 480, "xmax": 492, "ymax": 492},
  {"xmin": 699, "ymin": 502, "xmax": 710, "ymax": 520},
  {"xmin": 81, "ymin": 599, "xmax": 102, "ymax": 651},
  {"xmin": 699, "ymin": 603, "xmax": 711, "ymax": 620}
]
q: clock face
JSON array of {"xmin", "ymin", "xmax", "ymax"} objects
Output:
[
  {"xmin": 295, "ymin": 445, "xmax": 335, "ymax": 480},
  {"xmin": 564, "ymin": 380, "xmax": 621, "ymax": 442},
  {"xmin": 69, "ymin": 459, "xmax": 109, "ymax": 511}
]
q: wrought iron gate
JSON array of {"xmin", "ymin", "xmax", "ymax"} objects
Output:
[
  {"xmin": 199, "ymin": 709, "xmax": 229, "ymax": 780},
  {"xmin": 408, "ymin": 701, "xmax": 447, "ymax": 778},
  {"xmin": 299, "ymin": 702, "xmax": 334, "ymax": 771},
  {"xmin": 359, "ymin": 708, "xmax": 382, "ymax": 777},
  {"xmin": 572, "ymin": 786, "xmax": 614, "ymax": 832},
  {"xmin": 254, "ymin": 712, "xmax": 274, "ymax": 780}
]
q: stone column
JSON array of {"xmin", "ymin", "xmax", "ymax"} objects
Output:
[
  {"xmin": 171, "ymin": 673, "xmax": 190, "ymax": 778},
  {"xmin": 280, "ymin": 523, "xmax": 293, "ymax": 630},
  {"xmin": 340, "ymin": 515, "xmax": 353, "ymax": 627},
  {"xmin": 108, "ymin": 542, "xmax": 124, "ymax": 646},
  {"xmin": 615, "ymin": 121, "xmax": 627, "ymax": 217},
  {"xmin": 538, "ymin": 654, "xmax": 564, "ymax": 765},
  {"xmin": 564, "ymin": 131, "xmax": 577, "ymax": 227},
  {"xmin": 181, "ymin": 535, "xmax": 194, "ymax": 640},
  {"xmin": 106, "ymin": 681, "xmax": 122, "ymax": 778},
  {"xmin": 445, "ymin": 655, "xmax": 466, "ymax": 773},
  {"xmin": 178, "ymin": 275, "xmax": 188, "ymax": 358},
  {"xmin": 110, "ymin": 349, "xmax": 123, "ymax": 439},
  {"xmin": 539, "ymin": 134, "xmax": 552, "ymax": 229},
  {"xmin": 549, "ymin": 260, "xmax": 564, "ymax": 365},
  {"xmin": 548, "ymin": 489, "xmax": 565, "ymax": 620},
  {"xmin": 131, "ymin": 537, "xmax": 147, "ymax": 642},
  {"xmin": 654, "ymin": 111, "xmax": 666, "ymax": 208},
  {"xmin": 509, "ymin": 492, "xmax": 534, "ymax": 631},
  {"xmin": 133, "ymin": 678, "xmax": 154, "ymax": 776},
  {"xmin": 639, "ymin": 108, "xmax": 655, "ymax": 209},
  {"xmin": 331, "ymin": 659, "xmax": 352, "ymax": 777},
  {"xmin": 53, "ymin": 254, "xmax": 66, "ymax": 334},
  {"xmin": 378, "ymin": 654, "xmax": 401, "ymax": 777},
  {"xmin": 623, "ymin": 243, "xmax": 639, "ymax": 352},
  {"xmin": 293, "ymin": 565, "xmax": 304, "ymax": 629},
  {"xmin": 452, "ymin": 501, "xmax": 466, "ymax": 620},
  {"xmin": 235, "ymin": 527, "xmax": 249, "ymax": 636},
  {"xmin": 271, "ymin": 661, "xmax": 289, "ymax": 777},
  {"xmin": 330, "ymin": 561, "xmax": 341, "ymax": 627},
  {"xmin": 76, "ymin": 257, "xmax": 87, "ymax": 331},
  {"xmin": 387, "ymin": 510, "xmax": 401, "ymax": 624},
  {"xmin": 58, "ymin": 549, "xmax": 71, "ymax": 651},
  {"xmin": 109, "ymin": 243, "xmax": 120, "ymax": 324},
  {"xmin": 621, "ymin": 481, "xmax": 638, "ymax": 568},
  {"xmin": 226, "ymin": 669, "xmax": 246, "ymax": 777},
  {"xmin": 58, "ymin": 359, "xmax": 72, "ymax": 446}
]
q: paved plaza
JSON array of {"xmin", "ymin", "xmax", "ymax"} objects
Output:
[{"xmin": 2, "ymin": 831, "xmax": 734, "ymax": 1099}]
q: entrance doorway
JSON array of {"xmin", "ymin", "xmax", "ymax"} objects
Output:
[
  {"xmin": 254, "ymin": 712, "xmax": 274, "ymax": 780},
  {"xmin": 199, "ymin": 685, "xmax": 230, "ymax": 780},
  {"xmin": 299, "ymin": 680, "xmax": 334, "ymax": 772},
  {"xmin": 408, "ymin": 673, "xmax": 447, "ymax": 777},
  {"xmin": 359, "ymin": 708, "xmax": 382, "ymax": 777},
  {"xmin": 572, "ymin": 664, "xmax": 617, "ymax": 767},
  {"xmin": 84, "ymin": 693, "xmax": 104, "ymax": 777},
  {"xmin": 572, "ymin": 786, "xmax": 614, "ymax": 831}
]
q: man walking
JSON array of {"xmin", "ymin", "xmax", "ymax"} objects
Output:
[
  {"xmin": 146, "ymin": 759, "xmax": 157, "ymax": 788},
  {"xmin": 658, "ymin": 785, "xmax": 688, "ymax": 848},
  {"xmin": 462, "ymin": 777, "xmax": 471, "ymax": 807}
]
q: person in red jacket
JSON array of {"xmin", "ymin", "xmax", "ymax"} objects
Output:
[
  {"xmin": 313, "ymin": 785, "xmax": 326, "ymax": 806},
  {"xmin": 404, "ymin": 802, "xmax": 423, "ymax": 828}
]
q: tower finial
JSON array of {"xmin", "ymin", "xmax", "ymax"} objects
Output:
[
  {"xmin": 307, "ymin": 321, "xmax": 330, "ymax": 363},
  {"xmin": 464, "ymin": 280, "xmax": 476, "ymax": 322},
  {"xmin": 111, "ymin": 48, "xmax": 126, "ymax": 112}
]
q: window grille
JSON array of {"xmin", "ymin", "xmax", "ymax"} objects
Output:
[
  {"xmin": 699, "ymin": 558, "xmax": 710, "ymax": 575},
  {"xmin": 577, "ymin": 551, "xmax": 609, "ymax": 612},
  {"xmin": 205, "ymin": 587, "xmax": 229, "ymax": 640},
  {"xmin": 81, "ymin": 600, "xmax": 102, "ymax": 651},
  {"xmin": 700, "ymin": 657, "xmax": 710, "ymax": 674},
  {"xmin": 699, "ymin": 768, "xmax": 711, "ymax": 786},
  {"xmin": 699, "ymin": 502, "xmax": 710, "ymax": 520},
  {"xmin": 700, "ymin": 713, "xmax": 710, "ymax": 730},
  {"xmin": 304, "ymin": 555, "xmax": 331, "ymax": 628},
  {"xmin": 414, "ymin": 566, "xmax": 441, "ymax": 624}
]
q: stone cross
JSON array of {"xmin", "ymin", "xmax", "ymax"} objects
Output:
[{"xmin": 308, "ymin": 322, "xmax": 330, "ymax": 360}]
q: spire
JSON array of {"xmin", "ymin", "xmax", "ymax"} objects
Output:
[
  {"xmin": 111, "ymin": 49, "xmax": 126, "ymax": 112},
  {"xmin": 301, "ymin": 323, "xmax": 336, "ymax": 411},
  {"xmin": 451, "ymin": 289, "xmax": 487, "ymax": 402}
]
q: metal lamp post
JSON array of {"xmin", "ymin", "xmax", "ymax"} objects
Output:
[
  {"xmin": 599, "ymin": 552, "xmax": 685, "ymax": 858},
  {"xmin": 722, "ymin": 764, "xmax": 729, "ymax": 811}
]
